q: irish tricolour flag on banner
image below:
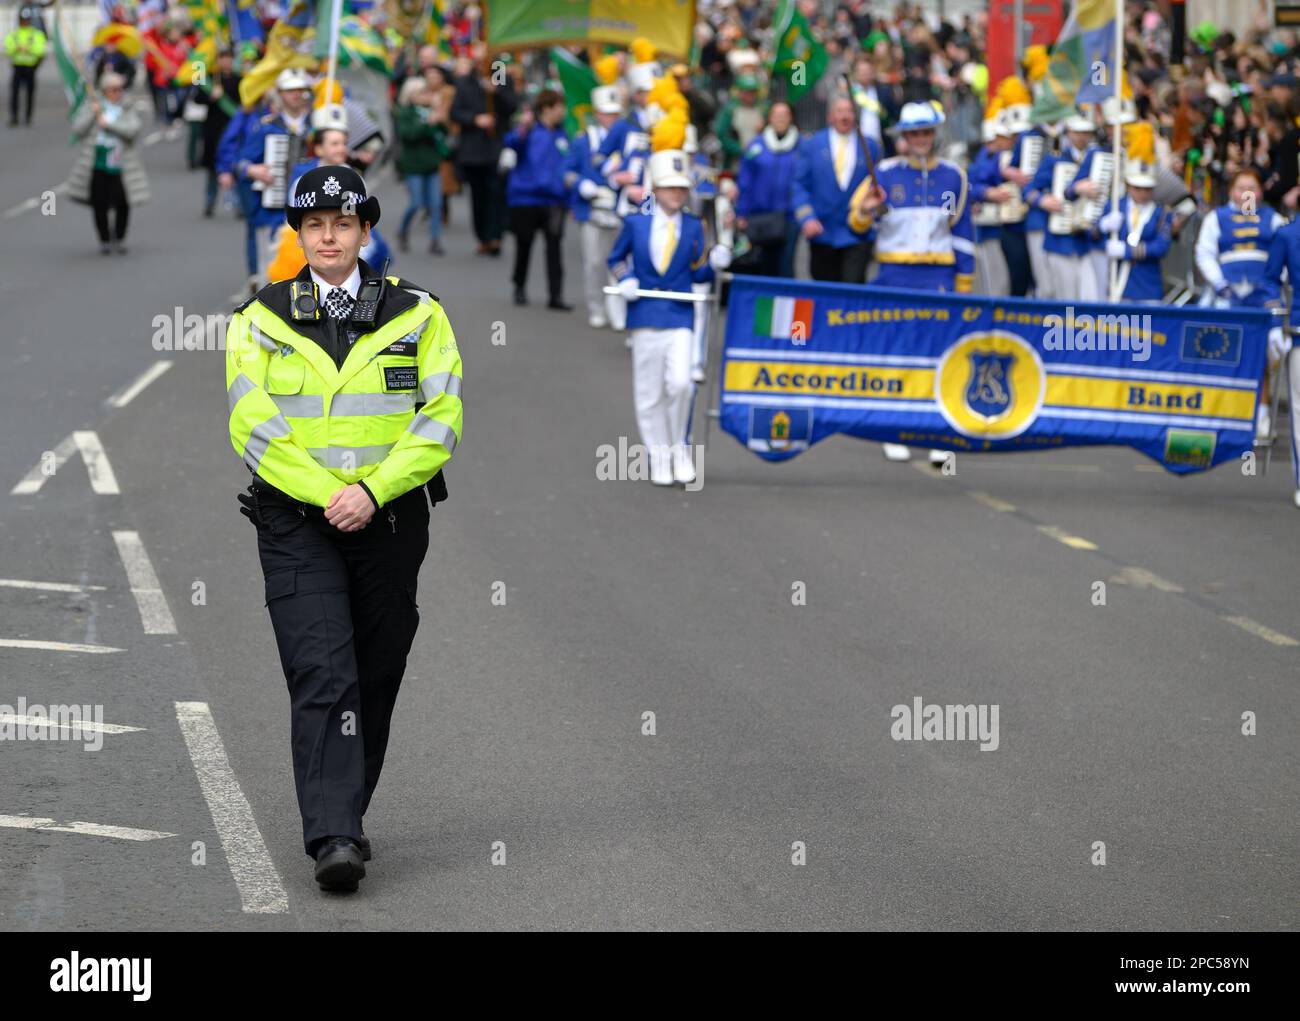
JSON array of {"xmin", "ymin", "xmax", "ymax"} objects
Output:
[{"xmin": 754, "ymin": 296, "xmax": 813, "ymax": 342}]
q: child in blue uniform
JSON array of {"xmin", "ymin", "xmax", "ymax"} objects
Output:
[
  {"xmin": 608, "ymin": 145, "xmax": 731, "ymax": 486},
  {"xmin": 1092, "ymin": 160, "xmax": 1173, "ymax": 303}
]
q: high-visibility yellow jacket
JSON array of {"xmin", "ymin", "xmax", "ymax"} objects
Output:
[
  {"xmin": 225, "ymin": 265, "xmax": 462, "ymax": 509},
  {"xmin": 5, "ymin": 27, "xmax": 47, "ymax": 67}
]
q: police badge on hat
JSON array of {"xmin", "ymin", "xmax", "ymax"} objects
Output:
[{"xmin": 285, "ymin": 165, "xmax": 382, "ymax": 229}]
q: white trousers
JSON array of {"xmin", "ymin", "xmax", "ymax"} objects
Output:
[
  {"xmin": 1026, "ymin": 230, "xmax": 1049, "ymax": 299},
  {"xmin": 1044, "ymin": 251, "xmax": 1099, "ymax": 303},
  {"xmin": 691, "ymin": 280, "xmax": 711, "ymax": 374},
  {"xmin": 1288, "ymin": 349, "xmax": 1300, "ymax": 488},
  {"xmin": 631, "ymin": 327, "xmax": 694, "ymax": 469},
  {"xmin": 580, "ymin": 220, "xmax": 621, "ymax": 325},
  {"xmin": 1088, "ymin": 249, "xmax": 1111, "ymax": 302},
  {"xmin": 975, "ymin": 238, "xmax": 1010, "ymax": 296}
]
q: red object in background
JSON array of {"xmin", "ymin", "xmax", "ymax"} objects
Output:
[{"xmin": 986, "ymin": 0, "xmax": 1064, "ymax": 86}]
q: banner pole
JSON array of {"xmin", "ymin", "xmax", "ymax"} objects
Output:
[
  {"xmin": 1107, "ymin": 0, "xmax": 1123, "ymax": 302},
  {"xmin": 324, "ymin": 0, "xmax": 344, "ymax": 106},
  {"xmin": 698, "ymin": 271, "xmax": 729, "ymax": 455}
]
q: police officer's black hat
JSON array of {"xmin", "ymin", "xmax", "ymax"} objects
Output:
[{"xmin": 285, "ymin": 165, "xmax": 381, "ymax": 230}]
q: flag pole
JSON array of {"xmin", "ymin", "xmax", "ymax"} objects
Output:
[
  {"xmin": 324, "ymin": 0, "xmax": 344, "ymax": 104},
  {"xmin": 1107, "ymin": 0, "xmax": 1123, "ymax": 302}
]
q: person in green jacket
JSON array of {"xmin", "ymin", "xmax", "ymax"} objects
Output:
[
  {"xmin": 6, "ymin": 6, "xmax": 47, "ymax": 126},
  {"xmin": 393, "ymin": 76, "xmax": 452, "ymax": 255},
  {"xmin": 714, "ymin": 74, "xmax": 765, "ymax": 170}
]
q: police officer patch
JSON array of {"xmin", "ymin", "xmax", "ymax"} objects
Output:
[
  {"xmin": 383, "ymin": 365, "xmax": 419, "ymax": 391},
  {"xmin": 323, "ymin": 176, "xmax": 342, "ymax": 197}
]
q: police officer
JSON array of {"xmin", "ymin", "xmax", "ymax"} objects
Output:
[
  {"xmin": 224, "ymin": 165, "xmax": 463, "ymax": 891},
  {"xmin": 5, "ymin": 6, "xmax": 46, "ymax": 126}
]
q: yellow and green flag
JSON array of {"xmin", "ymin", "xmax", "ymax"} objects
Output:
[{"xmin": 1031, "ymin": 0, "xmax": 1120, "ymax": 122}]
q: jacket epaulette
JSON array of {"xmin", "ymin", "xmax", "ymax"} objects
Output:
[{"xmin": 391, "ymin": 276, "xmax": 440, "ymax": 305}]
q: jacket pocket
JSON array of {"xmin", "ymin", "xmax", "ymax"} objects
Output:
[{"xmin": 266, "ymin": 355, "xmax": 306, "ymax": 395}]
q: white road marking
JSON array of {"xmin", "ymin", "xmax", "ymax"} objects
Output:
[
  {"xmin": 112, "ymin": 530, "xmax": 177, "ymax": 635},
  {"xmin": 0, "ymin": 712, "xmax": 144, "ymax": 734},
  {"xmin": 175, "ymin": 702, "xmax": 289, "ymax": 914},
  {"xmin": 1221, "ymin": 616, "xmax": 1299, "ymax": 647},
  {"xmin": 11, "ymin": 433, "xmax": 77, "ymax": 494},
  {"xmin": 0, "ymin": 578, "xmax": 106, "ymax": 593},
  {"xmin": 11, "ymin": 431, "xmax": 119, "ymax": 496},
  {"xmin": 73, "ymin": 431, "xmax": 120, "ymax": 495},
  {"xmin": 1036, "ymin": 525, "xmax": 1099, "ymax": 551},
  {"xmin": 968, "ymin": 490, "xmax": 1015, "ymax": 512},
  {"xmin": 108, "ymin": 360, "xmax": 173, "ymax": 408},
  {"xmin": 2, "ymin": 196, "xmax": 39, "ymax": 218},
  {"xmin": 0, "ymin": 816, "xmax": 174, "ymax": 841},
  {"xmin": 2, "ymin": 182, "xmax": 68, "ymax": 219},
  {"xmin": 0, "ymin": 638, "xmax": 123, "ymax": 654},
  {"xmin": 1109, "ymin": 566, "xmax": 1184, "ymax": 593}
]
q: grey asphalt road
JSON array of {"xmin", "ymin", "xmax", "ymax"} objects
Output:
[{"xmin": 1, "ymin": 72, "xmax": 1296, "ymax": 931}]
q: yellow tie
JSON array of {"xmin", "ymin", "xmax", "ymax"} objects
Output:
[
  {"xmin": 833, "ymin": 134, "xmax": 847, "ymax": 185},
  {"xmin": 659, "ymin": 217, "xmax": 677, "ymax": 274}
]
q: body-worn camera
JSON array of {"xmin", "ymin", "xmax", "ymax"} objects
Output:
[{"xmin": 290, "ymin": 281, "xmax": 320, "ymax": 321}]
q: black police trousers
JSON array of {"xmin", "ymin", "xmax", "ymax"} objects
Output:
[{"xmin": 249, "ymin": 483, "xmax": 429, "ymax": 857}]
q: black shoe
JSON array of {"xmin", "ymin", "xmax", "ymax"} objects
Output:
[
  {"xmin": 358, "ymin": 834, "xmax": 372, "ymax": 861},
  {"xmin": 100, "ymin": 243, "xmax": 112, "ymax": 255},
  {"xmin": 313, "ymin": 836, "xmax": 365, "ymax": 891},
  {"xmin": 203, "ymin": 207, "xmax": 214, "ymax": 218},
  {"xmin": 513, "ymin": 288, "xmax": 527, "ymax": 306},
  {"xmin": 547, "ymin": 299, "xmax": 574, "ymax": 311},
  {"xmin": 398, "ymin": 229, "xmax": 409, "ymax": 253},
  {"xmin": 429, "ymin": 239, "xmax": 444, "ymax": 256}
]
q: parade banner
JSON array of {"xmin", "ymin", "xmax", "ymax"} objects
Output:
[
  {"xmin": 720, "ymin": 277, "xmax": 1268, "ymax": 475},
  {"xmin": 485, "ymin": 0, "xmax": 696, "ymax": 58}
]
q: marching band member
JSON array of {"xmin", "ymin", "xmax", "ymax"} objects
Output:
[
  {"xmin": 566, "ymin": 84, "xmax": 625, "ymax": 329},
  {"xmin": 849, "ymin": 100, "xmax": 974, "ymax": 295},
  {"xmin": 1018, "ymin": 118, "xmax": 1055, "ymax": 298},
  {"xmin": 1196, "ymin": 167, "xmax": 1285, "ymax": 310},
  {"xmin": 996, "ymin": 87, "xmax": 1036, "ymax": 297},
  {"xmin": 1262, "ymin": 218, "xmax": 1300, "ymax": 508},
  {"xmin": 1019, "ymin": 47, "xmax": 1055, "ymax": 296},
  {"xmin": 1033, "ymin": 110, "xmax": 1097, "ymax": 302},
  {"xmin": 234, "ymin": 68, "xmax": 315, "ymax": 292},
  {"xmin": 1092, "ymin": 160, "xmax": 1173, "ymax": 303},
  {"xmin": 1076, "ymin": 95, "xmax": 1136, "ymax": 301},
  {"xmin": 969, "ymin": 108, "xmax": 1014, "ymax": 296},
  {"xmin": 793, "ymin": 94, "xmax": 883, "ymax": 284},
  {"xmin": 608, "ymin": 128, "xmax": 731, "ymax": 487},
  {"xmin": 849, "ymin": 100, "xmax": 973, "ymax": 465},
  {"xmin": 1199, "ymin": 167, "xmax": 1287, "ymax": 440}
]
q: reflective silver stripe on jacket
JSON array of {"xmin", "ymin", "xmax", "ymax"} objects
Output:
[
  {"xmin": 271, "ymin": 394, "xmax": 325, "ymax": 417},
  {"xmin": 243, "ymin": 413, "xmax": 292, "ymax": 472},
  {"xmin": 227, "ymin": 372, "xmax": 256, "ymax": 413},
  {"xmin": 419, "ymin": 372, "xmax": 463, "ymax": 405},
  {"xmin": 407, "ymin": 413, "xmax": 458, "ymax": 452},
  {"xmin": 306, "ymin": 444, "xmax": 395, "ymax": 469},
  {"xmin": 250, "ymin": 324, "xmax": 279, "ymax": 352},
  {"xmin": 329, "ymin": 392, "xmax": 417, "ymax": 416}
]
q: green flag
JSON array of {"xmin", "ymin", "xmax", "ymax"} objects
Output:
[
  {"xmin": 51, "ymin": 14, "xmax": 86, "ymax": 125},
  {"xmin": 550, "ymin": 47, "xmax": 598, "ymax": 137},
  {"xmin": 771, "ymin": 0, "xmax": 827, "ymax": 102}
]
